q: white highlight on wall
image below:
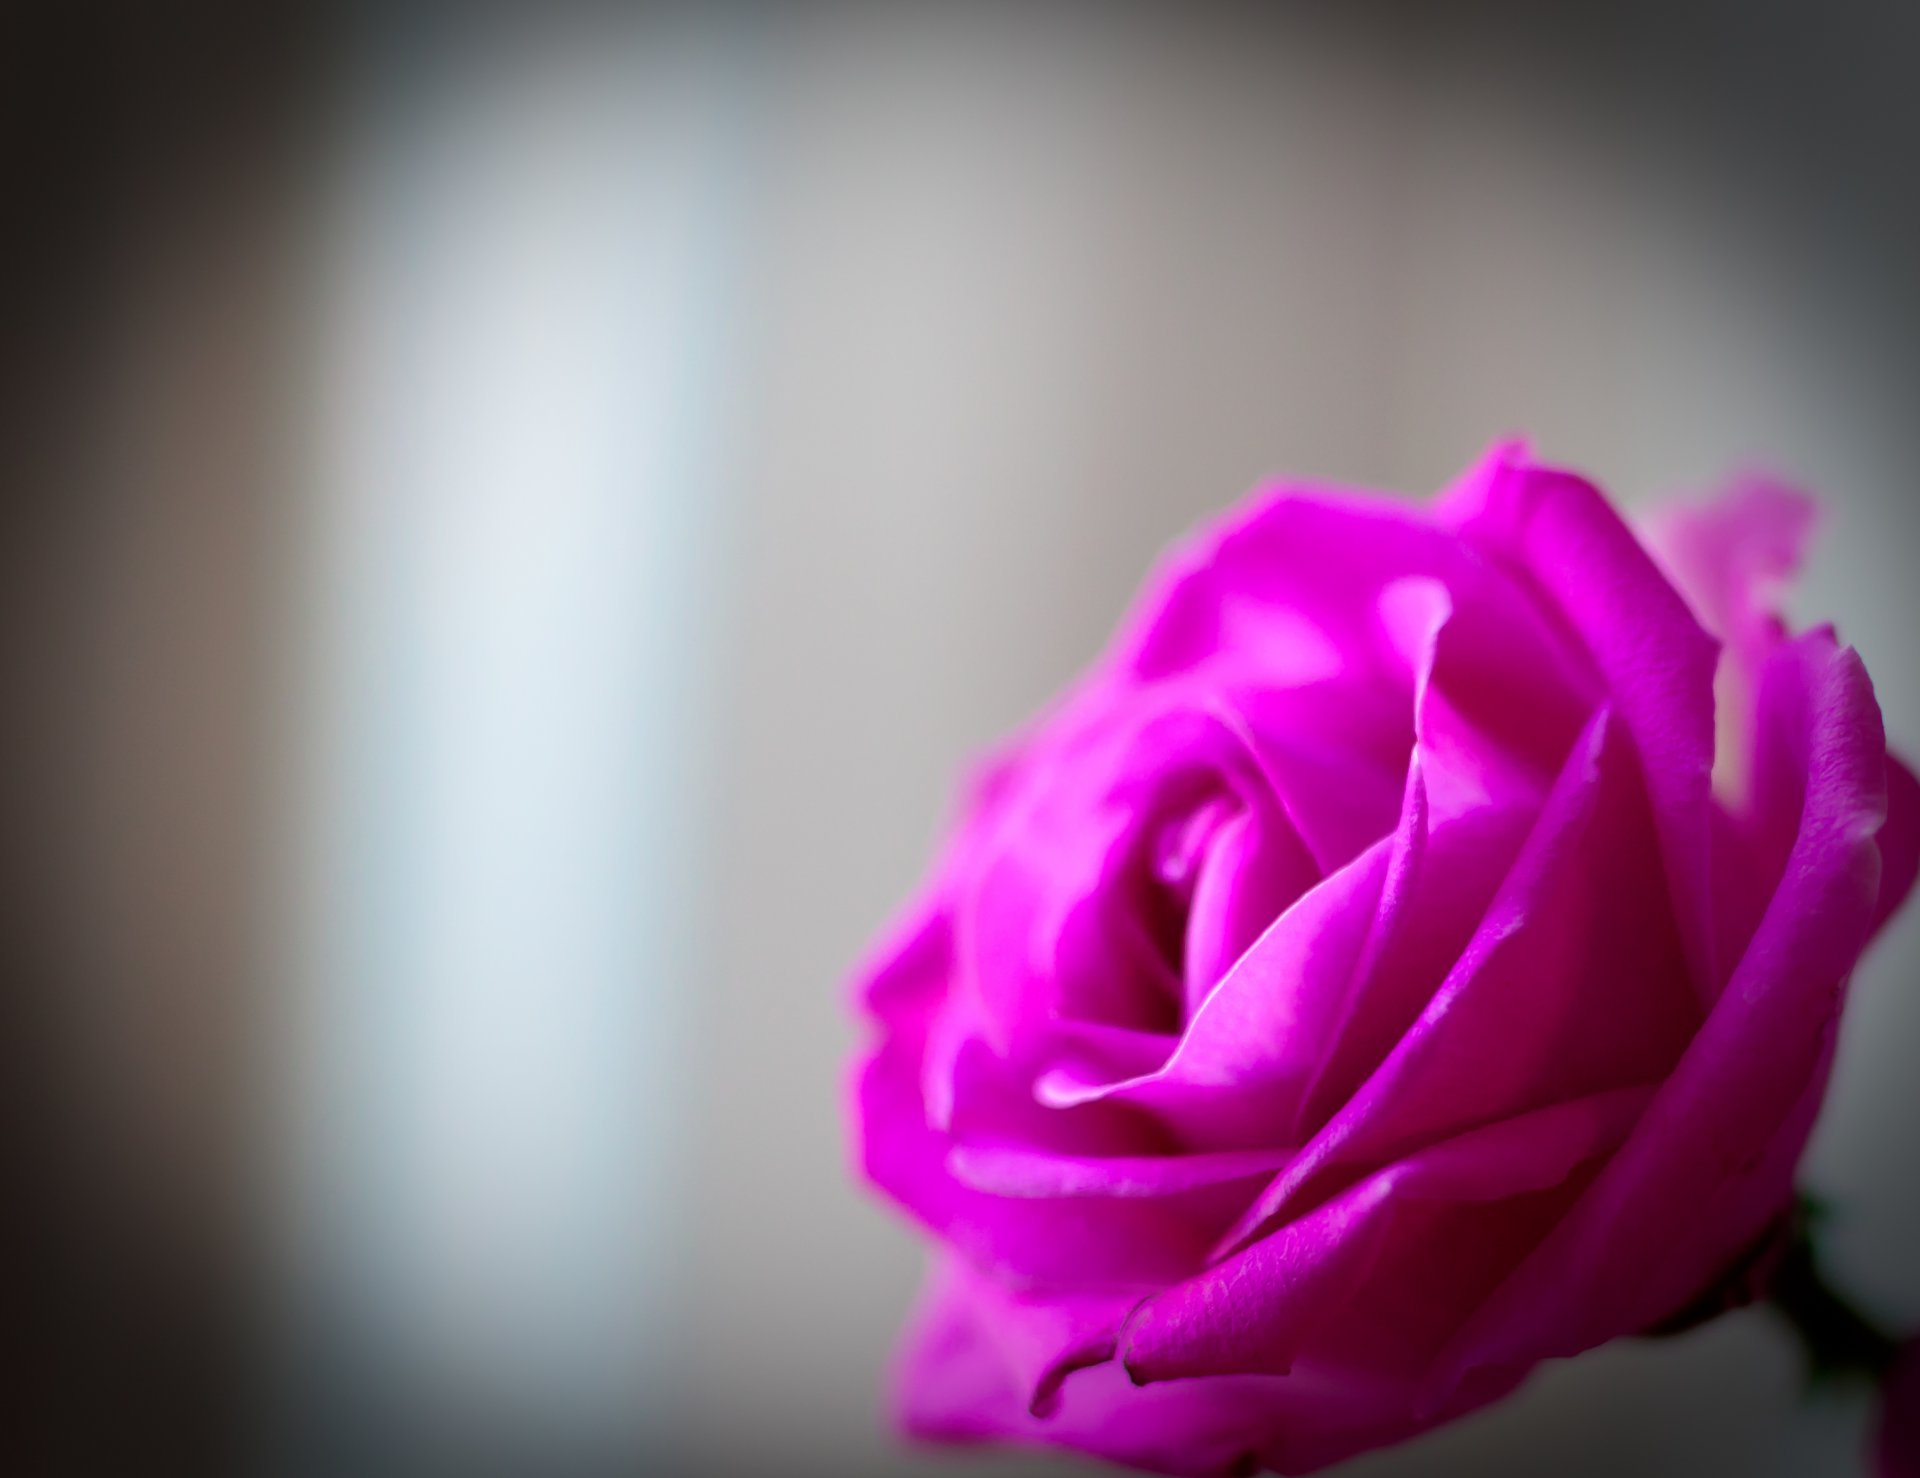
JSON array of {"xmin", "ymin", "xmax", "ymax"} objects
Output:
[{"xmin": 286, "ymin": 18, "xmax": 745, "ymax": 1458}]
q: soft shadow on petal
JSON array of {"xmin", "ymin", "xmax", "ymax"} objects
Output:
[
  {"xmin": 1642, "ymin": 475, "xmax": 1813, "ymax": 655},
  {"xmin": 1872, "ymin": 752, "xmax": 1919, "ymax": 939},
  {"xmin": 955, "ymin": 697, "xmax": 1324, "ymax": 1051},
  {"xmin": 1120, "ymin": 1084, "xmax": 1651, "ymax": 1386},
  {"xmin": 1427, "ymin": 630, "xmax": 1889, "ymax": 1404},
  {"xmin": 854, "ymin": 910, "xmax": 1214, "ymax": 1285},
  {"xmin": 906, "ymin": 1259, "xmax": 1142, "ymax": 1420},
  {"xmin": 947, "ymin": 1141, "xmax": 1295, "ymax": 1200},
  {"xmin": 1112, "ymin": 483, "xmax": 1478, "ymax": 686},
  {"xmin": 1218, "ymin": 702, "xmax": 1697, "ymax": 1256},
  {"xmin": 1286, "ymin": 562, "xmax": 1586, "ymax": 1137},
  {"xmin": 1642, "ymin": 475, "xmax": 1814, "ymax": 804},
  {"xmin": 1196, "ymin": 676, "xmax": 1409, "ymax": 873},
  {"xmin": 1284, "ymin": 566, "xmax": 1592, "ymax": 1138},
  {"xmin": 891, "ymin": 1259, "xmax": 1027, "ymax": 1446},
  {"xmin": 893, "ymin": 1254, "xmax": 1517, "ymax": 1477},
  {"xmin": 1028, "ymin": 572, "xmax": 1593, "ymax": 1155},
  {"xmin": 1445, "ymin": 446, "xmax": 1723, "ymax": 1003},
  {"xmin": 1032, "ymin": 834, "xmax": 1393, "ymax": 1148},
  {"xmin": 1291, "ymin": 770, "xmax": 1534, "ymax": 1139}
]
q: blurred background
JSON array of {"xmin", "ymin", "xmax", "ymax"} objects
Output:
[{"xmin": 8, "ymin": 3, "xmax": 1919, "ymax": 1475}]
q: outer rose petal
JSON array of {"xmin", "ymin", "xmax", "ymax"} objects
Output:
[
  {"xmin": 947, "ymin": 1141, "xmax": 1295, "ymax": 1200},
  {"xmin": 1120, "ymin": 1084, "xmax": 1652, "ymax": 1388},
  {"xmin": 1873, "ymin": 752, "xmax": 1920, "ymax": 939},
  {"xmin": 1112, "ymin": 484, "xmax": 1477, "ymax": 685},
  {"xmin": 852, "ymin": 906, "xmax": 1213, "ymax": 1287},
  {"xmin": 894, "ymin": 1265, "xmax": 1276, "ymax": 1478},
  {"xmin": 1429, "ymin": 629, "xmax": 1890, "ymax": 1402},
  {"xmin": 1221, "ymin": 703, "xmax": 1697, "ymax": 1253},
  {"xmin": 1444, "ymin": 442, "xmax": 1722, "ymax": 1002},
  {"xmin": 1641, "ymin": 475, "xmax": 1814, "ymax": 801},
  {"xmin": 1646, "ymin": 476, "xmax": 1813, "ymax": 647},
  {"xmin": 1108, "ymin": 472, "xmax": 1599, "ymax": 810},
  {"xmin": 895, "ymin": 1255, "xmax": 1528, "ymax": 1477},
  {"xmin": 1293, "ymin": 768, "xmax": 1534, "ymax": 1136}
]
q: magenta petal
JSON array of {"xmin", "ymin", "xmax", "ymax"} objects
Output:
[
  {"xmin": 1447, "ymin": 447, "xmax": 1722, "ymax": 1002},
  {"xmin": 1429, "ymin": 630, "xmax": 1891, "ymax": 1396},
  {"xmin": 849, "ymin": 889, "xmax": 953, "ymax": 1019},
  {"xmin": 1645, "ymin": 475, "xmax": 1814, "ymax": 656},
  {"xmin": 1873, "ymin": 752, "xmax": 1920, "ymax": 939},
  {"xmin": 894, "ymin": 1257, "xmax": 1520, "ymax": 1477},
  {"xmin": 856, "ymin": 1030, "xmax": 1206, "ymax": 1286},
  {"xmin": 1645, "ymin": 475, "xmax": 1817, "ymax": 808},
  {"xmin": 1034, "ymin": 833, "xmax": 1393, "ymax": 1149},
  {"xmin": 854, "ymin": 922, "xmax": 1211, "ymax": 1285},
  {"xmin": 947, "ymin": 1141, "xmax": 1295, "ymax": 1199},
  {"xmin": 1385, "ymin": 571, "xmax": 1592, "ymax": 822},
  {"xmin": 1181, "ymin": 805, "xmax": 1313, "ymax": 1018},
  {"xmin": 1112, "ymin": 483, "xmax": 1473, "ymax": 686},
  {"xmin": 906, "ymin": 1259, "xmax": 1141, "ymax": 1419},
  {"xmin": 1120, "ymin": 1085, "xmax": 1651, "ymax": 1385},
  {"xmin": 955, "ymin": 696, "xmax": 1328, "ymax": 1051},
  {"xmin": 1293, "ymin": 769, "xmax": 1535, "ymax": 1137},
  {"xmin": 1212, "ymin": 679, "xmax": 1410, "ymax": 873},
  {"xmin": 1041, "ymin": 1018, "xmax": 1184, "ymax": 1087},
  {"xmin": 959, "ymin": 764, "xmax": 1150, "ymax": 1047},
  {"xmin": 1286, "ymin": 757, "xmax": 1430, "ymax": 1130},
  {"xmin": 1288, "ymin": 582, "xmax": 1573, "ymax": 1135},
  {"xmin": 891, "ymin": 1261, "xmax": 1016, "ymax": 1445},
  {"xmin": 1221, "ymin": 703, "xmax": 1697, "ymax": 1253},
  {"xmin": 892, "ymin": 1269, "xmax": 1264, "ymax": 1478}
]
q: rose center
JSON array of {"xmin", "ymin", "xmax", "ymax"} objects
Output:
[{"xmin": 1140, "ymin": 791, "xmax": 1240, "ymax": 997}]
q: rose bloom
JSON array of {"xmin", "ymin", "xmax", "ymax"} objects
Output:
[{"xmin": 847, "ymin": 443, "xmax": 1918, "ymax": 1476}]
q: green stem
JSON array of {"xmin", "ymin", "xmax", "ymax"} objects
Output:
[{"xmin": 1767, "ymin": 1222, "xmax": 1901, "ymax": 1385}]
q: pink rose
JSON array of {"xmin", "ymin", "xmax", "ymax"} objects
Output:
[{"xmin": 848, "ymin": 442, "xmax": 1918, "ymax": 1475}]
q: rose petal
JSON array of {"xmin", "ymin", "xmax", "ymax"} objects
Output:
[
  {"xmin": 1292, "ymin": 767, "xmax": 1534, "ymax": 1138},
  {"xmin": 893, "ymin": 1255, "xmax": 1526, "ymax": 1476},
  {"xmin": 1118, "ymin": 1083, "xmax": 1652, "ymax": 1385},
  {"xmin": 933, "ymin": 1260, "xmax": 1141, "ymax": 1419},
  {"xmin": 1180, "ymin": 805, "xmax": 1313, "ymax": 1019},
  {"xmin": 1289, "ymin": 576, "xmax": 1574, "ymax": 1135},
  {"xmin": 1384, "ymin": 572, "xmax": 1593, "ymax": 821},
  {"xmin": 1644, "ymin": 475, "xmax": 1813, "ymax": 656},
  {"xmin": 1112, "ymin": 476, "xmax": 1593, "ymax": 869},
  {"xmin": 1873, "ymin": 751, "xmax": 1920, "ymax": 940},
  {"xmin": 1113, "ymin": 484, "xmax": 1475, "ymax": 685},
  {"xmin": 1428, "ymin": 630, "xmax": 1890, "ymax": 1401},
  {"xmin": 853, "ymin": 910, "xmax": 1214, "ymax": 1286},
  {"xmin": 1033, "ymin": 832, "xmax": 1393, "ymax": 1149},
  {"xmin": 947, "ymin": 1141, "xmax": 1295, "ymax": 1200},
  {"xmin": 1643, "ymin": 475, "xmax": 1815, "ymax": 803},
  {"xmin": 1029, "ymin": 579, "xmax": 1590, "ymax": 1152},
  {"xmin": 1199, "ymin": 676, "xmax": 1409, "ymax": 875},
  {"xmin": 956, "ymin": 698, "xmax": 1323, "ymax": 1051},
  {"xmin": 1446, "ymin": 444, "xmax": 1722, "ymax": 1003},
  {"xmin": 893, "ymin": 1263, "xmax": 1270, "ymax": 1476},
  {"xmin": 1218, "ymin": 702, "xmax": 1698, "ymax": 1254}
]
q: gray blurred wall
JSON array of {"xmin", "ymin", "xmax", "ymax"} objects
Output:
[{"xmin": 13, "ymin": 6, "xmax": 1919, "ymax": 1477}]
